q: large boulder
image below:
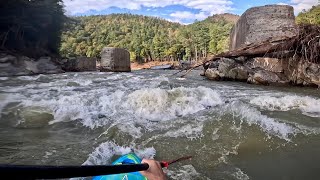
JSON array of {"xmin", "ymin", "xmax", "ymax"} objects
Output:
[
  {"xmin": 228, "ymin": 66, "xmax": 250, "ymax": 81},
  {"xmin": 205, "ymin": 68, "xmax": 220, "ymax": 80},
  {"xmin": 34, "ymin": 57, "xmax": 64, "ymax": 74},
  {"xmin": 62, "ymin": 57, "xmax": 96, "ymax": 72},
  {"xmin": 204, "ymin": 58, "xmax": 250, "ymax": 81},
  {"xmin": 230, "ymin": 5, "xmax": 297, "ymax": 50},
  {"xmin": 0, "ymin": 54, "xmax": 63, "ymax": 76},
  {"xmin": 217, "ymin": 58, "xmax": 237, "ymax": 77},
  {"xmin": 284, "ymin": 58, "xmax": 320, "ymax": 87},
  {"xmin": 100, "ymin": 47, "xmax": 131, "ymax": 72},
  {"xmin": 246, "ymin": 57, "xmax": 284, "ymax": 73},
  {"xmin": 248, "ymin": 70, "xmax": 281, "ymax": 85}
]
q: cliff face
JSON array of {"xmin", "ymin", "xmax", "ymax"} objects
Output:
[{"xmin": 229, "ymin": 5, "xmax": 297, "ymax": 51}]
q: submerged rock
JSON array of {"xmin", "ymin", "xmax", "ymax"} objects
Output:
[{"xmin": 218, "ymin": 58, "xmax": 237, "ymax": 75}]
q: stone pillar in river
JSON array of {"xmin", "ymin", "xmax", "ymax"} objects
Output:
[
  {"xmin": 100, "ymin": 47, "xmax": 131, "ymax": 72},
  {"xmin": 229, "ymin": 5, "xmax": 297, "ymax": 50},
  {"xmin": 61, "ymin": 57, "xmax": 97, "ymax": 72}
]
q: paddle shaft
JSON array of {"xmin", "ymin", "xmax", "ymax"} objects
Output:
[{"xmin": 0, "ymin": 164, "xmax": 149, "ymax": 179}]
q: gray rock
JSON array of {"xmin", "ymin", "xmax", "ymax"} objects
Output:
[
  {"xmin": 218, "ymin": 58, "xmax": 237, "ymax": 76},
  {"xmin": 205, "ymin": 68, "xmax": 220, "ymax": 80},
  {"xmin": 67, "ymin": 82, "xmax": 81, "ymax": 86},
  {"xmin": 24, "ymin": 59, "xmax": 38, "ymax": 73},
  {"xmin": 228, "ymin": 66, "xmax": 250, "ymax": 80},
  {"xmin": 249, "ymin": 57, "xmax": 283, "ymax": 73},
  {"xmin": 100, "ymin": 47, "xmax": 131, "ymax": 72},
  {"xmin": 234, "ymin": 56, "xmax": 248, "ymax": 63},
  {"xmin": 248, "ymin": 70, "xmax": 281, "ymax": 85},
  {"xmin": 37, "ymin": 57, "xmax": 59, "ymax": 73},
  {"xmin": 284, "ymin": 58, "xmax": 320, "ymax": 87},
  {"xmin": 62, "ymin": 57, "xmax": 96, "ymax": 72},
  {"xmin": 0, "ymin": 54, "xmax": 63, "ymax": 77},
  {"xmin": 230, "ymin": 5, "xmax": 297, "ymax": 50},
  {"xmin": 207, "ymin": 61, "xmax": 219, "ymax": 69}
]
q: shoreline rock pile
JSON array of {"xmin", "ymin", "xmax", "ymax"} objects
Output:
[
  {"xmin": 203, "ymin": 5, "xmax": 320, "ymax": 87},
  {"xmin": 0, "ymin": 53, "xmax": 64, "ymax": 77}
]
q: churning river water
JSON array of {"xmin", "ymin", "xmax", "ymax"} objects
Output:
[{"xmin": 0, "ymin": 70, "xmax": 320, "ymax": 180}]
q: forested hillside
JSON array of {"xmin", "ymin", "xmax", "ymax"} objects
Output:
[
  {"xmin": 296, "ymin": 5, "xmax": 320, "ymax": 25},
  {"xmin": 60, "ymin": 14, "xmax": 237, "ymax": 62}
]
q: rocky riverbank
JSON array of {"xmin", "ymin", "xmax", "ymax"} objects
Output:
[
  {"xmin": 0, "ymin": 53, "xmax": 98, "ymax": 77},
  {"xmin": 204, "ymin": 57, "xmax": 320, "ymax": 87},
  {"xmin": 0, "ymin": 53, "xmax": 64, "ymax": 77},
  {"xmin": 203, "ymin": 5, "xmax": 320, "ymax": 88}
]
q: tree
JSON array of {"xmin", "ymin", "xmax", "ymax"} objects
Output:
[
  {"xmin": 0, "ymin": 0, "xmax": 66, "ymax": 57},
  {"xmin": 296, "ymin": 5, "xmax": 320, "ymax": 25},
  {"xmin": 60, "ymin": 13, "xmax": 235, "ymax": 62}
]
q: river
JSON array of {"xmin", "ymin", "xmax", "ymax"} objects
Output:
[{"xmin": 0, "ymin": 70, "xmax": 319, "ymax": 180}]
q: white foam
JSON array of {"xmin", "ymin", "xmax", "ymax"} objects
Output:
[
  {"xmin": 16, "ymin": 75, "xmax": 41, "ymax": 81},
  {"xmin": 0, "ymin": 77, "xmax": 8, "ymax": 81},
  {"xmin": 231, "ymin": 168, "xmax": 250, "ymax": 180},
  {"xmin": 125, "ymin": 86, "xmax": 223, "ymax": 121},
  {"xmin": 250, "ymin": 95, "xmax": 320, "ymax": 117},
  {"xmin": 83, "ymin": 141, "xmax": 155, "ymax": 165},
  {"xmin": 225, "ymin": 102, "xmax": 298, "ymax": 140},
  {"xmin": 165, "ymin": 165, "xmax": 208, "ymax": 180},
  {"xmin": 43, "ymin": 150, "xmax": 57, "ymax": 159},
  {"xmin": 71, "ymin": 79, "xmax": 92, "ymax": 86},
  {"xmin": 98, "ymin": 90, "xmax": 125, "ymax": 116},
  {"xmin": 0, "ymin": 94, "xmax": 21, "ymax": 118},
  {"xmin": 17, "ymin": 86, "xmax": 223, "ymax": 131}
]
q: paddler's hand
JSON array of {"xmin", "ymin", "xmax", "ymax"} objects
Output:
[{"xmin": 140, "ymin": 159, "xmax": 167, "ymax": 180}]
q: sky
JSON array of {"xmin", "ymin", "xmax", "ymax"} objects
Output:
[{"xmin": 63, "ymin": 0, "xmax": 319, "ymax": 24}]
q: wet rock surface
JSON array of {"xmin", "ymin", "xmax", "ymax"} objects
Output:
[
  {"xmin": 204, "ymin": 57, "xmax": 320, "ymax": 87},
  {"xmin": 61, "ymin": 57, "xmax": 96, "ymax": 72},
  {"xmin": 0, "ymin": 53, "xmax": 64, "ymax": 77}
]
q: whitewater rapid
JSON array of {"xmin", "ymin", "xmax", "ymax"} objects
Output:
[{"xmin": 0, "ymin": 71, "xmax": 319, "ymax": 179}]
